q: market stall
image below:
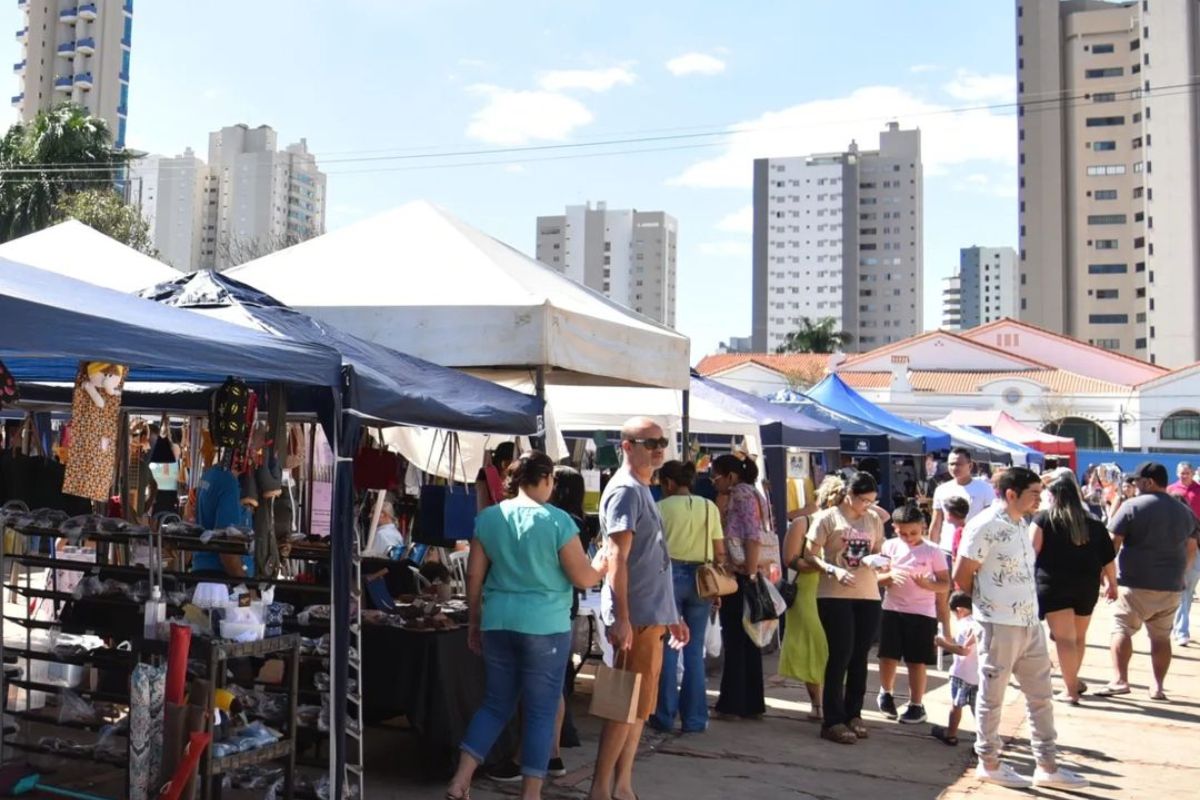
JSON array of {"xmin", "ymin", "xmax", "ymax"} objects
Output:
[
  {"xmin": 929, "ymin": 421, "xmax": 1013, "ymax": 467},
  {"xmin": 931, "ymin": 419, "xmax": 1045, "ymax": 470},
  {"xmin": 941, "ymin": 409, "xmax": 1077, "ymax": 469},
  {"xmin": 806, "ymin": 374, "xmax": 952, "ymax": 453},
  {"xmin": 0, "ymin": 220, "xmax": 180, "ymax": 292}
]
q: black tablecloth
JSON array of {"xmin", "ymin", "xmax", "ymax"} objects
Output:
[{"xmin": 362, "ymin": 624, "xmax": 516, "ymax": 767}]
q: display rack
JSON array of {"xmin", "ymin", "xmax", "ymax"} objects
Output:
[{"xmin": 0, "ymin": 522, "xmax": 301, "ymax": 800}]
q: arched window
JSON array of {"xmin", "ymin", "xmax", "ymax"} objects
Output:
[
  {"xmin": 1045, "ymin": 417, "xmax": 1113, "ymax": 449},
  {"xmin": 1161, "ymin": 410, "xmax": 1200, "ymax": 441}
]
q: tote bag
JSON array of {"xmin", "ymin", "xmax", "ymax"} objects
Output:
[
  {"xmin": 416, "ymin": 432, "xmax": 477, "ymax": 545},
  {"xmin": 589, "ymin": 652, "xmax": 641, "ymax": 724}
]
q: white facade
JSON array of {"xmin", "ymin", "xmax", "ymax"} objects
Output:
[
  {"xmin": 200, "ymin": 125, "xmax": 326, "ymax": 271},
  {"xmin": 941, "ymin": 274, "xmax": 962, "ymax": 330},
  {"xmin": 752, "ymin": 123, "xmax": 923, "ymax": 353},
  {"xmin": 948, "ymin": 246, "xmax": 1018, "ymax": 331},
  {"xmin": 535, "ymin": 202, "xmax": 678, "ymax": 326},
  {"xmin": 128, "ymin": 148, "xmax": 205, "ymax": 271},
  {"xmin": 14, "ymin": 0, "xmax": 131, "ymax": 148}
]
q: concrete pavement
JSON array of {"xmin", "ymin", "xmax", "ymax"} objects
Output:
[{"xmin": 363, "ymin": 596, "xmax": 1199, "ymax": 799}]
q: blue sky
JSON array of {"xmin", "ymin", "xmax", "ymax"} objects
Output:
[{"xmin": 5, "ymin": 0, "xmax": 1018, "ymax": 359}]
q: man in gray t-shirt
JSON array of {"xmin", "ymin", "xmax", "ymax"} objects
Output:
[
  {"xmin": 590, "ymin": 417, "xmax": 686, "ymax": 800},
  {"xmin": 1101, "ymin": 461, "xmax": 1200, "ymax": 700}
]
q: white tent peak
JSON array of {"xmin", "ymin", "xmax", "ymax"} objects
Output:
[
  {"xmin": 229, "ymin": 200, "xmax": 690, "ymax": 389},
  {"xmin": 0, "ymin": 219, "xmax": 180, "ymax": 292}
]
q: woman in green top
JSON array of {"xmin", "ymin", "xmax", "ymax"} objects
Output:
[
  {"xmin": 650, "ymin": 460, "xmax": 725, "ymax": 733},
  {"xmin": 447, "ymin": 451, "xmax": 606, "ymax": 800}
]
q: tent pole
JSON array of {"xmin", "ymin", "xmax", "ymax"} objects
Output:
[
  {"xmin": 532, "ymin": 366, "xmax": 546, "ymax": 452},
  {"xmin": 681, "ymin": 390, "xmax": 691, "ymax": 461}
]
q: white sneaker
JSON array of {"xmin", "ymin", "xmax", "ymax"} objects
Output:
[
  {"xmin": 1176, "ymin": 635, "xmax": 1191, "ymax": 647},
  {"xmin": 1033, "ymin": 766, "xmax": 1089, "ymax": 789},
  {"xmin": 975, "ymin": 761, "xmax": 1032, "ymax": 788}
]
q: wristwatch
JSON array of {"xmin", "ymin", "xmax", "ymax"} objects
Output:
[{"xmin": 825, "ymin": 565, "xmax": 836, "ymax": 577}]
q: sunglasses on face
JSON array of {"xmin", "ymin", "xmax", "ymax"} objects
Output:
[{"xmin": 625, "ymin": 437, "xmax": 669, "ymax": 451}]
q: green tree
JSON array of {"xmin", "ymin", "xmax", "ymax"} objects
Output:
[
  {"xmin": 54, "ymin": 189, "xmax": 156, "ymax": 256},
  {"xmin": 0, "ymin": 103, "xmax": 130, "ymax": 242},
  {"xmin": 775, "ymin": 316, "xmax": 855, "ymax": 354}
]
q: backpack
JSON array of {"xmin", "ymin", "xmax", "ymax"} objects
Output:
[{"xmin": 209, "ymin": 377, "xmax": 254, "ymax": 449}]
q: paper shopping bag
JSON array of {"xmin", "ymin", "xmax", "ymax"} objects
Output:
[{"xmin": 588, "ymin": 658, "xmax": 641, "ymax": 724}]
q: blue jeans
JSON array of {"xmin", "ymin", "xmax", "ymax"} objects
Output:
[
  {"xmin": 651, "ymin": 562, "xmax": 712, "ymax": 732},
  {"xmin": 460, "ymin": 629, "xmax": 571, "ymax": 778},
  {"xmin": 1174, "ymin": 560, "xmax": 1200, "ymax": 640}
]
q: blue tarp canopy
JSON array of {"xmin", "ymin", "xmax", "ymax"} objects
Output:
[
  {"xmin": 1, "ymin": 256, "xmax": 342, "ymax": 387},
  {"xmin": 771, "ymin": 389, "xmax": 924, "ymax": 457},
  {"xmin": 932, "ymin": 420, "xmax": 1045, "ymax": 469},
  {"xmin": 691, "ymin": 374, "xmax": 840, "ymax": 451},
  {"xmin": 930, "ymin": 421, "xmax": 1013, "ymax": 465},
  {"xmin": 137, "ymin": 271, "xmax": 543, "ymax": 435},
  {"xmin": 806, "ymin": 374, "xmax": 952, "ymax": 453}
]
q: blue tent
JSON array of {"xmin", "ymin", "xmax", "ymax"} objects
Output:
[
  {"xmin": 1, "ymin": 256, "xmax": 341, "ymax": 386},
  {"xmin": 138, "ymin": 271, "xmax": 543, "ymax": 435},
  {"xmin": 771, "ymin": 389, "xmax": 924, "ymax": 457},
  {"xmin": 692, "ymin": 374, "xmax": 840, "ymax": 535},
  {"xmin": 807, "ymin": 373, "xmax": 951, "ymax": 453}
]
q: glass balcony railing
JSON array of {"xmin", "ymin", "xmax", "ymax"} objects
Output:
[
  {"xmin": 53, "ymin": 75, "xmax": 72, "ymax": 89},
  {"xmin": 11, "ymin": 94, "xmax": 22, "ymax": 105},
  {"xmin": 73, "ymin": 71, "xmax": 92, "ymax": 87},
  {"xmin": 78, "ymin": 2, "xmax": 97, "ymax": 19},
  {"xmin": 59, "ymin": 7, "xmax": 77, "ymax": 21},
  {"xmin": 12, "ymin": 60, "xmax": 24, "ymax": 72},
  {"xmin": 56, "ymin": 41, "xmax": 75, "ymax": 55},
  {"xmin": 76, "ymin": 36, "xmax": 94, "ymax": 52}
]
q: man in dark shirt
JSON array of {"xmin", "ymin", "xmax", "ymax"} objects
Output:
[{"xmin": 1100, "ymin": 462, "xmax": 1199, "ymax": 700}]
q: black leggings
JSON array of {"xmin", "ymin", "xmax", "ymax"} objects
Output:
[{"xmin": 817, "ymin": 598, "xmax": 882, "ymax": 729}]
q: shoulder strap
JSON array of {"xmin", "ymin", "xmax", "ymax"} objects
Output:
[{"xmin": 701, "ymin": 496, "xmax": 712, "ymax": 563}]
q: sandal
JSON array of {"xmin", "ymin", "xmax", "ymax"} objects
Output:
[
  {"xmin": 446, "ymin": 791, "xmax": 470, "ymax": 800},
  {"xmin": 847, "ymin": 717, "xmax": 869, "ymax": 739},
  {"xmin": 820, "ymin": 724, "xmax": 857, "ymax": 744},
  {"xmin": 1053, "ymin": 692, "xmax": 1081, "ymax": 706},
  {"xmin": 807, "ymin": 705, "xmax": 824, "ymax": 722},
  {"xmin": 1094, "ymin": 684, "xmax": 1131, "ymax": 697},
  {"xmin": 930, "ymin": 725, "xmax": 959, "ymax": 746},
  {"xmin": 1077, "ymin": 681, "xmax": 1089, "ymax": 695}
]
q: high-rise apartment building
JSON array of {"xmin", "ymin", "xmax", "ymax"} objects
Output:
[
  {"xmin": 14, "ymin": 0, "xmax": 132, "ymax": 148},
  {"xmin": 1018, "ymin": 0, "xmax": 1200, "ymax": 365},
  {"xmin": 943, "ymin": 246, "xmax": 1018, "ymax": 331},
  {"xmin": 128, "ymin": 148, "xmax": 206, "ymax": 271},
  {"xmin": 198, "ymin": 124, "xmax": 326, "ymax": 270},
  {"xmin": 535, "ymin": 202, "xmax": 678, "ymax": 326},
  {"xmin": 751, "ymin": 123, "xmax": 923, "ymax": 353}
]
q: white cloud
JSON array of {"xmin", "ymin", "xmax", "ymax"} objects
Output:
[
  {"xmin": 465, "ymin": 84, "xmax": 594, "ymax": 145},
  {"xmin": 697, "ymin": 241, "xmax": 751, "ymax": 257},
  {"xmin": 669, "ymin": 85, "xmax": 1016, "ymax": 189},
  {"xmin": 909, "ymin": 64, "xmax": 941, "ymax": 74},
  {"xmin": 716, "ymin": 205, "xmax": 753, "ymax": 234},
  {"xmin": 949, "ymin": 169, "xmax": 1018, "ymax": 198},
  {"xmin": 537, "ymin": 67, "xmax": 636, "ymax": 93},
  {"xmin": 458, "ymin": 58, "xmax": 490, "ymax": 69},
  {"xmin": 666, "ymin": 53, "xmax": 726, "ymax": 77},
  {"xmin": 942, "ymin": 70, "xmax": 1015, "ymax": 104},
  {"xmin": 503, "ymin": 164, "xmax": 527, "ymax": 174}
]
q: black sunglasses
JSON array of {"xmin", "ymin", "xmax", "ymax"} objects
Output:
[{"xmin": 624, "ymin": 437, "xmax": 670, "ymax": 451}]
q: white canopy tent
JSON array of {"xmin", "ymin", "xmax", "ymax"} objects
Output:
[
  {"xmin": 228, "ymin": 201, "xmax": 691, "ymax": 391},
  {"xmin": 385, "ymin": 377, "xmax": 762, "ymax": 481},
  {"xmin": 0, "ymin": 219, "xmax": 180, "ymax": 291}
]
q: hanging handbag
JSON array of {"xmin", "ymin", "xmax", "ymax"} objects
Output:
[
  {"xmin": 695, "ymin": 499, "xmax": 736, "ymax": 599},
  {"xmin": 776, "ymin": 519, "xmax": 808, "ymax": 610},
  {"xmin": 745, "ymin": 572, "xmax": 780, "ymax": 623},
  {"xmin": 416, "ymin": 432, "xmax": 478, "ymax": 545}
]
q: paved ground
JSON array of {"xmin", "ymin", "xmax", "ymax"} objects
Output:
[{"xmin": 362, "ymin": 596, "xmax": 1200, "ymax": 799}]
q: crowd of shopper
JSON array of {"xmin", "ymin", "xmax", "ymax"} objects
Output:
[{"xmin": 445, "ymin": 429, "xmax": 1199, "ymax": 799}]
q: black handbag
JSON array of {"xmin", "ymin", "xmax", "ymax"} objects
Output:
[
  {"xmin": 776, "ymin": 522, "xmax": 809, "ymax": 610},
  {"xmin": 745, "ymin": 573, "xmax": 779, "ymax": 623}
]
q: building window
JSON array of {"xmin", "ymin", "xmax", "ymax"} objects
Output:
[
  {"xmin": 1094, "ymin": 189, "xmax": 1118, "ymax": 200},
  {"xmin": 1091, "ymin": 43, "xmax": 1115, "ymax": 54},
  {"xmin": 1096, "ymin": 289, "xmax": 1119, "ymax": 299},
  {"xmin": 1089, "ymin": 314, "xmax": 1128, "ymax": 324},
  {"xmin": 1162, "ymin": 411, "xmax": 1200, "ymax": 441},
  {"xmin": 1094, "ymin": 239, "xmax": 1119, "ymax": 249},
  {"xmin": 1088, "ymin": 263, "xmax": 1127, "ymax": 274},
  {"xmin": 1091, "ymin": 141, "xmax": 1117, "ymax": 151},
  {"xmin": 1086, "ymin": 116, "xmax": 1126, "ymax": 126},
  {"xmin": 1088, "ymin": 214, "xmax": 1127, "ymax": 224},
  {"xmin": 1094, "ymin": 338, "xmax": 1120, "ymax": 349},
  {"xmin": 1086, "ymin": 165, "xmax": 1126, "ymax": 176},
  {"xmin": 1085, "ymin": 67, "xmax": 1124, "ymax": 78}
]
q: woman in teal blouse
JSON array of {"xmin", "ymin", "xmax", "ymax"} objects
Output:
[{"xmin": 446, "ymin": 451, "xmax": 606, "ymax": 800}]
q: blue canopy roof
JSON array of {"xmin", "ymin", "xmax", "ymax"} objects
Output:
[
  {"xmin": 138, "ymin": 271, "xmax": 543, "ymax": 435},
  {"xmin": 690, "ymin": 374, "xmax": 840, "ymax": 451},
  {"xmin": 806, "ymin": 374, "xmax": 951, "ymax": 452},
  {"xmin": 0, "ymin": 256, "xmax": 342, "ymax": 387},
  {"xmin": 770, "ymin": 389, "xmax": 923, "ymax": 456}
]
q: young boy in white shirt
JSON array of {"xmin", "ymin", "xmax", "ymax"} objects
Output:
[{"xmin": 931, "ymin": 591, "xmax": 979, "ymax": 746}]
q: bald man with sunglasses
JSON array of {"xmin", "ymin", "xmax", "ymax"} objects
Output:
[{"xmin": 590, "ymin": 417, "xmax": 689, "ymax": 800}]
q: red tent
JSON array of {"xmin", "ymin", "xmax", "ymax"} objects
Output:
[{"xmin": 942, "ymin": 410, "xmax": 1077, "ymax": 470}]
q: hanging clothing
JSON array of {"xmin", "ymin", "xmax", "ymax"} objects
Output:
[{"xmin": 62, "ymin": 365, "xmax": 125, "ymax": 502}]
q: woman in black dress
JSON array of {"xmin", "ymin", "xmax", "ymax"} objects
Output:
[{"xmin": 1029, "ymin": 477, "xmax": 1118, "ymax": 704}]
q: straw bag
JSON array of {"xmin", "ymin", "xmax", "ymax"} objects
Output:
[
  {"xmin": 589, "ymin": 651, "xmax": 641, "ymax": 724},
  {"xmin": 696, "ymin": 500, "xmax": 737, "ymax": 599}
]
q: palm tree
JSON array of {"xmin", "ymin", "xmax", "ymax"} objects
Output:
[
  {"xmin": 0, "ymin": 103, "xmax": 129, "ymax": 241},
  {"xmin": 775, "ymin": 316, "xmax": 855, "ymax": 354}
]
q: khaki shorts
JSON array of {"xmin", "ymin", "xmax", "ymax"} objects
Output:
[
  {"xmin": 1112, "ymin": 586, "xmax": 1180, "ymax": 641},
  {"xmin": 624, "ymin": 625, "xmax": 668, "ymax": 721}
]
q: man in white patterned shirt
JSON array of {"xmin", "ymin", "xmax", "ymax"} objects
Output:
[{"xmin": 954, "ymin": 467, "xmax": 1087, "ymax": 791}]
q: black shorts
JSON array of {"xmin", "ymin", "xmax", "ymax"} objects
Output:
[
  {"xmin": 1037, "ymin": 585, "xmax": 1100, "ymax": 619},
  {"xmin": 878, "ymin": 610, "xmax": 938, "ymax": 665}
]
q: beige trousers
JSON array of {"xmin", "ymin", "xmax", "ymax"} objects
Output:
[{"xmin": 974, "ymin": 621, "xmax": 1057, "ymax": 764}]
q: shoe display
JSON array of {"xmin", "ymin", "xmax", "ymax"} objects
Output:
[
  {"xmin": 898, "ymin": 704, "xmax": 927, "ymax": 724},
  {"xmin": 1032, "ymin": 767, "xmax": 1089, "ymax": 789},
  {"xmin": 975, "ymin": 761, "xmax": 1032, "ymax": 788},
  {"xmin": 877, "ymin": 691, "xmax": 898, "ymax": 719}
]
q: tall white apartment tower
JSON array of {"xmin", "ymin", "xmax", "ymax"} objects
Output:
[
  {"xmin": 535, "ymin": 202, "xmax": 678, "ymax": 326},
  {"xmin": 128, "ymin": 148, "xmax": 206, "ymax": 271},
  {"xmin": 751, "ymin": 123, "xmax": 923, "ymax": 353},
  {"xmin": 199, "ymin": 124, "xmax": 327, "ymax": 270},
  {"xmin": 14, "ymin": 0, "xmax": 132, "ymax": 148},
  {"xmin": 1017, "ymin": 0, "xmax": 1200, "ymax": 365}
]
